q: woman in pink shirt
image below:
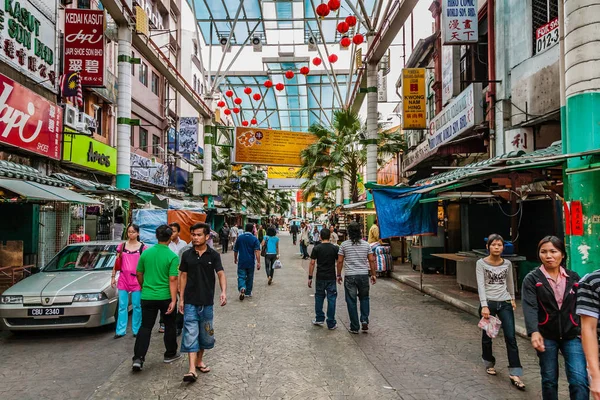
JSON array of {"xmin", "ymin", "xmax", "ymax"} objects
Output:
[{"xmin": 111, "ymin": 224, "xmax": 146, "ymax": 339}]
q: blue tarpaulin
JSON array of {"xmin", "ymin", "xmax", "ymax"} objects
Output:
[
  {"xmin": 372, "ymin": 186, "xmax": 437, "ymax": 239},
  {"xmin": 133, "ymin": 209, "xmax": 168, "ymax": 244}
]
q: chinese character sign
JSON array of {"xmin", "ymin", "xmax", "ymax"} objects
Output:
[
  {"xmin": 402, "ymin": 68, "xmax": 426, "ymax": 129},
  {"xmin": 64, "ymin": 9, "xmax": 105, "ymax": 87},
  {"xmin": 442, "ymin": 0, "xmax": 478, "ymax": 44}
]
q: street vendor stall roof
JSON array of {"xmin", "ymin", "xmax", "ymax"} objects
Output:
[
  {"xmin": 0, "ymin": 178, "xmax": 100, "ymax": 204},
  {"xmin": 52, "ymin": 173, "xmax": 154, "ymax": 203}
]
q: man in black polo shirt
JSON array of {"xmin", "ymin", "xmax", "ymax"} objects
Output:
[
  {"xmin": 308, "ymin": 228, "xmax": 339, "ymax": 330},
  {"xmin": 178, "ymin": 223, "xmax": 227, "ymax": 382}
]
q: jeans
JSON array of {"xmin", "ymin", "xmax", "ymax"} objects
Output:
[
  {"xmin": 300, "ymin": 242, "xmax": 309, "ymax": 258},
  {"xmin": 480, "ymin": 300, "xmax": 523, "ymax": 376},
  {"xmin": 537, "ymin": 337, "xmax": 589, "ymax": 400},
  {"xmin": 221, "ymin": 239, "xmax": 229, "ymax": 253},
  {"xmin": 238, "ymin": 267, "xmax": 255, "ymax": 296},
  {"xmin": 116, "ymin": 290, "xmax": 141, "ymax": 336},
  {"xmin": 344, "ymin": 275, "xmax": 370, "ymax": 331},
  {"xmin": 265, "ymin": 254, "xmax": 277, "ymax": 279},
  {"xmin": 181, "ymin": 305, "xmax": 215, "ymax": 353},
  {"xmin": 134, "ymin": 299, "xmax": 178, "ymax": 361},
  {"xmin": 315, "ymin": 280, "xmax": 337, "ymax": 329}
]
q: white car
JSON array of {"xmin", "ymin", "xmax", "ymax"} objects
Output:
[{"xmin": 0, "ymin": 241, "xmax": 122, "ymax": 331}]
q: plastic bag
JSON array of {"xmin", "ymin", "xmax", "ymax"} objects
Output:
[
  {"xmin": 478, "ymin": 315, "xmax": 502, "ymax": 338},
  {"xmin": 273, "ymin": 260, "xmax": 282, "ymax": 269}
]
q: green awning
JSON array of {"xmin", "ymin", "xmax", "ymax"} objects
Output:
[
  {"xmin": 52, "ymin": 173, "xmax": 154, "ymax": 203},
  {"xmin": 0, "ymin": 178, "xmax": 100, "ymax": 204}
]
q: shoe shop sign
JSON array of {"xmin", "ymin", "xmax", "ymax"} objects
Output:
[
  {"xmin": 0, "ymin": 72, "xmax": 62, "ymax": 159},
  {"xmin": 0, "ymin": 0, "xmax": 57, "ymax": 90},
  {"xmin": 64, "ymin": 9, "xmax": 105, "ymax": 87}
]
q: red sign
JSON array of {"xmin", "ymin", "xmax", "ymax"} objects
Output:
[
  {"xmin": 64, "ymin": 9, "xmax": 105, "ymax": 87},
  {"xmin": 563, "ymin": 202, "xmax": 572, "ymax": 236},
  {"xmin": 0, "ymin": 73, "xmax": 62, "ymax": 159},
  {"xmin": 571, "ymin": 201, "xmax": 584, "ymax": 236}
]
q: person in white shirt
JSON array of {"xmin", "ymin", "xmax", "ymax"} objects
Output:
[
  {"xmin": 168, "ymin": 222, "xmax": 188, "ymax": 255},
  {"xmin": 329, "ymin": 225, "xmax": 339, "ymax": 244},
  {"xmin": 229, "ymin": 225, "xmax": 239, "ymax": 250}
]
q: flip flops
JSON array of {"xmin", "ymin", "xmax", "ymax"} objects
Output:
[
  {"xmin": 198, "ymin": 364, "xmax": 211, "ymax": 373},
  {"xmin": 183, "ymin": 372, "xmax": 198, "ymax": 382}
]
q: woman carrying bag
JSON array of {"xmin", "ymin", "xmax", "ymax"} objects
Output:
[
  {"xmin": 262, "ymin": 226, "xmax": 280, "ymax": 286},
  {"xmin": 522, "ymin": 236, "xmax": 588, "ymax": 399},
  {"xmin": 476, "ymin": 234, "xmax": 525, "ymax": 390},
  {"xmin": 111, "ymin": 224, "xmax": 146, "ymax": 339}
]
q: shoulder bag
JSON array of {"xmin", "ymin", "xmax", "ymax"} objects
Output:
[
  {"xmin": 261, "ymin": 237, "xmax": 269, "ymax": 257},
  {"xmin": 114, "ymin": 242, "xmax": 125, "ymax": 271}
]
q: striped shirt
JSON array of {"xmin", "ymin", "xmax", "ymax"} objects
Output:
[
  {"xmin": 576, "ymin": 271, "xmax": 600, "ymax": 343},
  {"xmin": 338, "ymin": 239, "xmax": 372, "ymax": 276}
]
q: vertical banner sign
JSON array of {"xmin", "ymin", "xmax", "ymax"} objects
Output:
[
  {"xmin": 64, "ymin": 9, "xmax": 105, "ymax": 87},
  {"xmin": 563, "ymin": 202, "xmax": 572, "ymax": 236},
  {"xmin": 442, "ymin": 0, "xmax": 478, "ymax": 44},
  {"xmin": 402, "ymin": 68, "xmax": 426, "ymax": 129},
  {"xmin": 178, "ymin": 117, "xmax": 198, "ymax": 160},
  {"xmin": 571, "ymin": 201, "xmax": 584, "ymax": 236},
  {"xmin": 377, "ymin": 70, "xmax": 387, "ymax": 103}
]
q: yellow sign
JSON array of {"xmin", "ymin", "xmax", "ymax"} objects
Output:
[
  {"xmin": 267, "ymin": 166, "xmax": 301, "ymax": 179},
  {"xmin": 234, "ymin": 128, "xmax": 317, "ymax": 166},
  {"xmin": 135, "ymin": 6, "xmax": 149, "ymax": 36},
  {"xmin": 355, "ymin": 48, "xmax": 363, "ymax": 69},
  {"xmin": 402, "ymin": 68, "xmax": 426, "ymax": 129}
]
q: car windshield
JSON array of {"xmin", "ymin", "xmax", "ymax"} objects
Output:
[{"xmin": 43, "ymin": 244, "xmax": 118, "ymax": 272}]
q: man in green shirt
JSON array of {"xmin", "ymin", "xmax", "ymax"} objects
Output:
[{"xmin": 132, "ymin": 225, "xmax": 181, "ymax": 372}]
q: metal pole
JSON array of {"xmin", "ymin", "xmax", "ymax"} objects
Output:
[
  {"xmin": 116, "ymin": 26, "xmax": 132, "ymax": 189},
  {"xmin": 210, "ymin": 0, "xmax": 245, "ymax": 93},
  {"xmin": 342, "ymin": 0, "xmax": 372, "ymax": 31},
  {"xmin": 207, "ymin": 23, "xmax": 213, "ymax": 90}
]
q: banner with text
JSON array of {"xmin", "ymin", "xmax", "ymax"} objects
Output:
[
  {"xmin": 64, "ymin": 9, "xmax": 105, "ymax": 87},
  {"xmin": 401, "ymin": 68, "xmax": 427, "ymax": 129},
  {"xmin": 234, "ymin": 128, "xmax": 317, "ymax": 166},
  {"xmin": 267, "ymin": 167, "xmax": 305, "ymax": 189},
  {"xmin": 442, "ymin": 0, "xmax": 478, "ymax": 44}
]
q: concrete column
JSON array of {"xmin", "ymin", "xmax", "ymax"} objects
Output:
[
  {"xmin": 203, "ymin": 125, "xmax": 212, "ymax": 181},
  {"xmin": 116, "ymin": 26, "xmax": 132, "ymax": 189},
  {"xmin": 335, "ymin": 187, "xmax": 342, "ymax": 206},
  {"xmin": 366, "ymin": 60, "xmax": 378, "ymax": 185},
  {"xmin": 343, "ymin": 177, "xmax": 350, "ymax": 205},
  {"xmin": 564, "ymin": 0, "xmax": 600, "ymax": 275}
]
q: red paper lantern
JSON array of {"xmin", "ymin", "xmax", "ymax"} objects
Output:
[
  {"xmin": 340, "ymin": 36, "xmax": 351, "ymax": 48},
  {"xmin": 251, "ymin": 118, "xmax": 257, "ymax": 125},
  {"xmin": 275, "ymin": 83, "xmax": 285, "ymax": 91},
  {"xmin": 312, "ymin": 57, "xmax": 322, "ymax": 66},
  {"xmin": 233, "ymin": 107, "xmax": 240, "ymax": 114},
  {"xmin": 353, "ymin": 34, "xmax": 364, "ymax": 45},
  {"xmin": 234, "ymin": 97, "xmax": 242, "ymax": 105},
  {"xmin": 300, "ymin": 66, "xmax": 310, "ymax": 75},
  {"xmin": 337, "ymin": 21, "xmax": 349, "ymax": 34},
  {"xmin": 328, "ymin": 0, "xmax": 341, "ymax": 11},
  {"xmin": 217, "ymin": 100, "xmax": 225, "ymax": 108},
  {"xmin": 264, "ymin": 80, "xmax": 273, "ymax": 88},
  {"xmin": 242, "ymin": 120, "xmax": 249, "ymax": 127},
  {"xmin": 225, "ymin": 90, "xmax": 234, "ymax": 97},
  {"xmin": 285, "ymin": 70, "xmax": 295, "ymax": 80},
  {"xmin": 315, "ymin": 3, "xmax": 330, "ymax": 18},
  {"xmin": 244, "ymin": 87, "xmax": 252, "ymax": 95},
  {"xmin": 224, "ymin": 109, "xmax": 231, "ymax": 115},
  {"xmin": 345, "ymin": 15, "xmax": 357, "ymax": 27},
  {"xmin": 328, "ymin": 54, "xmax": 338, "ymax": 63},
  {"xmin": 253, "ymin": 93, "xmax": 262, "ymax": 101}
]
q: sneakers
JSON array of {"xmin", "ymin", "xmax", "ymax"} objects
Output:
[
  {"xmin": 328, "ymin": 324, "xmax": 338, "ymax": 330},
  {"xmin": 312, "ymin": 320, "xmax": 325, "ymax": 326},
  {"xmin": 361, "ymin": 322, "xmax": 369, "ymax": 331},
  {"xmin": 163, "ymin": 353, "xmax": 182, "ymax": 363},
  {"xmin": 348, "ymin": 329, "xmax": 359, "ymax": 334},
  {"xmin": 132, "ymin": 358, "xmax": 143, "ymax": 372},
  {"xmin": 246, "ymin": 294, "xmax": 253, "ymax": 298},
  {"xmin": 268, "ymin": 276, "xmax": 273, "ymax": 285},
  {"xmin": 158, "ymin": 323, "xmax": 165, "ymax": 333}
]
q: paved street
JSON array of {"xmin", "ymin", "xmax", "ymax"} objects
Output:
[{"xmin": 1, "ymin": 232, "xmax": 568, "ymax": 399}]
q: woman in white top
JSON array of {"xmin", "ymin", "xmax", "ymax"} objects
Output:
[{"xmin": 476, "ymin": 233, "xmax": 525, "ymax": 390}]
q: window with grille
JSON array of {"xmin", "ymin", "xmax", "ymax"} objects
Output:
[
  {"xmin": 140, "ymin": 127, "xmax": 148, "ymax": 152},
  {"xmin": 152, "ymin": 135, "xmax": 161, "ymax": 157},
  {"xmin": 459, "ymin": 45, "xmax": 473, "ymax": 92},
  {"xmin": 533, "ymin": 0, "xmax": 559, "ymax": 54},
  {"xmin": 139, "ymin": 62, "xmax": 148, "ymax": 86},
  {"xmin": 151, "ymin": 72, "xmax": 160, "ymax": 95}
]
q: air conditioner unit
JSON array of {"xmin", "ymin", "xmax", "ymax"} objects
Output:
[
  {"xmin": 78, "ymin": 112, "xmax": 97, "ymax": 134},
  {"xmin": 252, "ymin": 36, "xmax": 262, "ymax": 52},
  {"xmin": 62, "ymin": 104, "xmax": 79, "ymax": 130}
]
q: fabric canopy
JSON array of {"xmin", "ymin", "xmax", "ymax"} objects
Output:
[
  {"xmin": 0, "ymin": 178, "xmax": 100, "ymax": 204},
  {"xmin": 372, "ymin": 186, "xmax": 437, "ymax": 238}
]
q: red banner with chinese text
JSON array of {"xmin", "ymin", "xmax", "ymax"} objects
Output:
[
  {"xmin": 64, "ymin": 9, "xmax": 105, "ymax": 87},
  {"xmin": 0, "ymin": 72, "xmax": 62, "ymax": 159}
]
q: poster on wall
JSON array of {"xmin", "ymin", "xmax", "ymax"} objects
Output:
[
  {"xmin": 0, "ymin": 0, "xmax": 57, "ymax": 90},
  {"xmin": 130, "ymin": 153, "xmax": 168, "ymax": 187},
  {"xmin": 442, "ymin": 0, "xmax": 478, "ymax": 44},
  {"xmin": 178, "ymin": 117, "xmax": 198, "ymax": 159},
  {"xmin": 64, "ymin": 9, "xmax": 105, "ymax": 87}
]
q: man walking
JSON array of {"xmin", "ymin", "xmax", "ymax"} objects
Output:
[
  {"xmin": 299, "ymin": 221, "xmax": 310, "ymax": 259},
  {"xmin": 179, "ymin": 223, "xmax": 227, "ymax": 382},
  {"xmin": 229, "ymin": 224, "xmax": 239, "ymax": 251},
  {"xmin": 337, "ymin": 221, "xmax": 377, "ymax": 334},
  {"xmin": 168, "ymin": 222, "xmax": 188, "ymax": 254},
  {"xmin": 132, "ymin": 225, "xmax": 181, "ymax": 371},
  {"xmin": 234, "ymin": 223, "xmax": 260, "ymax": 300},
  {"xmin": 290, "ymin": 222, "xmax": 299, "ymax": 245},
  {"xmin": 309, "ymin": 228, "xmax": 339, "ymax": 330},
  {"xmin": 329, "ymin": 225, "xmax": 339, "ymax": 244},
  {"xmin": 219, "ymin": 223, "xmax": 230, "ymax": 254}
]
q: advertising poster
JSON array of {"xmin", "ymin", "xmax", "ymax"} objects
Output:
[
  {"xmin": 234, "ymin": 128, "xmax": 317, "ymax": 166},
  {"xmin": 64, "ymin": 9, "xmax": 105, "ymax": 87},
  {"xmin": 267, "ymin": 166, "xmax": 305, "ymax": 190},
  {"xmin": 402, "ymin": 68, "xmax": 427, "ymax": 129},
  {"xmin": 178, "ymin": 117, "xmax": 198, "ymax": 159}
]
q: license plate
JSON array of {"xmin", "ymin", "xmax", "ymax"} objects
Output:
[{"xmin": 27, "ymin": 308, "xmax": 65, "ymax": 317}]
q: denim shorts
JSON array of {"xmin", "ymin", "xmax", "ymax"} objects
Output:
[{"xmin": 181, "ymin": 304, "xmax": 215, "ymax": 353}]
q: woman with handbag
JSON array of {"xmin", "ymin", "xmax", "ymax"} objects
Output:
[
  {"xmin": 476, "ymin": 234, "xmax": 525, "ymax": 390},
  {"xmin": 262, "ymin": 226, "xmax": 280, "ymax": 285},
  {"xmin": 111, "ymin": 224, "xmax": 146, "ymax": 339}
]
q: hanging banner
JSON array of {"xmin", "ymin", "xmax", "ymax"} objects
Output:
[
  {"xmin": 0, "ymin": 0, "xmax": 57, "ymax": 90},
  {"xmin": 0, "ymin": 72, "xmax": 62, "ymax": 159},
  {"xmin": 178, "ymin": 117, "xmax": 198, "ymax": 159},
  {"xmin": 234, "ymin": 128, "xmax": 317, "ymax": 166},
  {"xmin": 570, "ymin": 201, "xmax": 584, "ymax": 236},
  {"xmin": 401, "ymin": 68, "xmax": 426, "ymax": 129},
  {"xmin": 64, "ymin": 9, "xmax": 105, "ymax": 87},
  {"xmin": 267, "ymin": 167, "xmax": 305, "ymax": 189},
  {"xmin": 442, "ymin": 0, "xmax": 478, "ymax": 44}
]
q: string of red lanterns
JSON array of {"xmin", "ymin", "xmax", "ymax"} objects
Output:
[
  {"xmin": 313, "ymin": 57, "xmax": 322, "ymax": 66},
  {"xmin": 328, "ymin": 54, "xmax": 338, "ymax": 64},
  {"xmin": 328, "ymin": 0, "xmax": 340, "ymax": 11},
  {"xmin": 300, "ymin": 66, "xmax": 310, "ymax": 76},
  {"xmin": 315, "ymin": 3, "xmax": 329, "ymax": 18},
  {"xmin": 225, "ymin": 90, "xmax": 234, "ymax": 97},
  {"xmin": 234, "ymin": 97, "xmax": 242, "ymax": 105},
  {"xmin": 217, "ymin": 100, "xmax": 225, "ymax": 108},
  {"xmin": 253, "ymin": 93, "xmax": 261, "ymax": 101},
  {"xmin": 243, "ymin": 87, "xmax": 252, "ymax": 95},
  {"xmin": 285, "ymin": 70, "xmax": 295, "ymax": 79}
]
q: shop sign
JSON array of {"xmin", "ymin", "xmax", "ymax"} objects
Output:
[
  {"xmin": 267, "ymin": 167, "xmax": 305, "ymax": 189},
  {"xmin": 442, "ymin": 45, "xmax": 460, "ymax": 106},
  {"xmin": 64, "ymin": 9, "xmax": 105, "ymax": 87},
  {"xmin": 131, "ymin": 152, "xmax": 168, "ymax": 187},
  {"xmin": 402, "ymin": 140, "xmax": 435, "ymax": 172},
  {"xmin": 535, "ymin": 17, "xmax": 559, "ymax": 55},
  {"xmin": 505, "ymin": 127, "xmax": 533, "ymax": 153},
  {"xmin": 401, "ymin": 68, "xmax": 426, "ymax": 129},
  {"xmin": 428, "ymin": 83, "xmax": 483, "ymax": 150},
  {"xmin": 0, "ymin": 72, "xmax": 62, "ymax": 159},
  {"xmin": 564, "ymin": 201, "xmax": 584, "ymax": 236},
  {"xmin": 442, "ymin": 0, "xmax": 478, "ymax": 44},
  {"xmin": 0, "ymin": 0, "xmax": 57, "ymax": 90},
  {"xmin": 62, "ymin": 134, "xmax": 116, "ymax": 174}
]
